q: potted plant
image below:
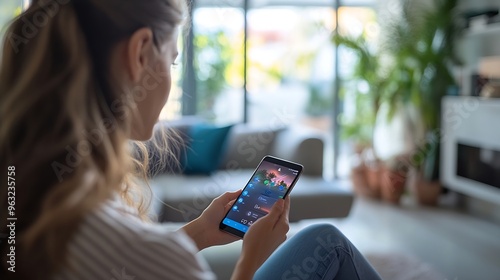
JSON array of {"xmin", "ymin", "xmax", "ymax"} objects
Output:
[
  {"xmin": 379, "ymin": 0, "xmax": 463, "ymax": 205},
  {"xmin": 335, "ymin": 32, "xmax": 412, "ymax": 203},
  {"xmin": 333, "ymin": 34, "xmax": 384, "ymax": 199},
  {"xmin": 380, "ymin": 155, "xmax": 410, "ymax": 204},
  {"xmin": 408, "ymin": 135, "xmax": 442, "ymax": 205},
  {"xmin": 335, "ymin": 0, "xmax": 463, "ymax": 205}
]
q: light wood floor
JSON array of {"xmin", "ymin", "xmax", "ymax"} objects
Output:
[{"xmin": 296, "ymin": 195, "xmax": 500, "ymax": 280}]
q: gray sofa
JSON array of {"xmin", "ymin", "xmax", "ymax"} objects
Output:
[{"xmin": 148, "ymin": 121, "xmax": 354, "ymax": 278}]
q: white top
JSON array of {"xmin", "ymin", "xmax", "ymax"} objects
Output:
[{"xmin": 52, "ymin": 199, "xmax": 216, "ymax": 280}]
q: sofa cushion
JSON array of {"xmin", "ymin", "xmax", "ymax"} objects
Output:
[
  {"xmin": 219, "ymin": 125, "xmax": 284, "ymax": 170},
  {"xmin": 183, "ymin": 124, "xmax": 233, "ymax": 175},
  {"xmin": 271, "ymin": 126, "xmax": 324, "ymax": 176}
]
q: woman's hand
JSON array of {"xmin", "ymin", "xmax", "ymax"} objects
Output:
[
  {"xmin": 181, "ymin": 189, "xmax": 242, "ymax": 251},
  {"xmin": 231, "ymin": 196, "xmax": 290, "ymax": 280}
]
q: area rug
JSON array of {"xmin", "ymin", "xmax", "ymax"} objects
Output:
[{"xmin": 365, "ymin": 252, "xmax": 445, "ymax": 280}]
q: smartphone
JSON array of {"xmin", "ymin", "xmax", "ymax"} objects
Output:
[{"xmin": 219, "ymin": 155, "xmax": 303, "ymax": 238}]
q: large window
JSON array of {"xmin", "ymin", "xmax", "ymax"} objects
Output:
[
  {"xmin": 192, "ymin": 6, "xmax": 245, "ymax": 124},
  {"xmin": 247, "ymin": 7, "xmax": 335, "ymax": 127},
  {"xmin": 168, "ymin": 0, "xmax": 377, "ymax": 179}
]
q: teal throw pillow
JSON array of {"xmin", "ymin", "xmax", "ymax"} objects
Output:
[{"xmin": 182, "ymin": 124, "xmax": 232, "ymax": 175}]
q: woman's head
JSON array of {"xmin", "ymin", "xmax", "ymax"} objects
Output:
[
  {"xmin": 0, "ymin": 0, "xmax": 186, "ymax": 277},
  {"xmin": 71, "ymin": 0, "xmax": 184, "ymax": 140}
]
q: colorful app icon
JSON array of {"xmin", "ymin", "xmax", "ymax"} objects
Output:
[
  {"xmin": 242, "ymin": 190, "xmax": 249, "ymax": 196},
  {"xmin": 232, "ymin": 205, "xmax": 238, "ymax": 211},
  {"xmin": 238, "ymin": 198, "xmax": 243, "ymax": 203},
  {"xmin": 264, "ymin": 180, "xmax": 270, "ymax": 185}
]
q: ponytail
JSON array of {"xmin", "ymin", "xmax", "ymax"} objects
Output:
[{"xmin": 0, "ymin": 2, "xmax": 125, "ymax": 278}]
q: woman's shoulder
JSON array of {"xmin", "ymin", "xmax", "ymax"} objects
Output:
[
  {"xmin": 90, "ymin": 200, "xmax": 193, "ymax": 248},
  {"xmin": 55, "ymin": 199, "xmax": 216, "ymax": 280}
]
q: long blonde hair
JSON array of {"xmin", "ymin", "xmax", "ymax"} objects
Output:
[{"xmin": 0, "ymin": 0, "xmax": 186, "ymax": 278}]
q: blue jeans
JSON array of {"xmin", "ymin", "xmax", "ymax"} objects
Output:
[{"xmin": 254, "ymin": 224, "xmax": 381, "ymax": 280}]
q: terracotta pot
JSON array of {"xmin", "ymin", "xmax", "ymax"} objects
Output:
[
  {"xmin": 380, "ymin": 165, "xmax": 407, "ymax": 204},
  {"xmin": 351, "ymin": 163, "xmax": 380, "ymax": 199},
  {"xmin": 365, "ymin": 160, "xmax": 382, "ymax": 197},
  {"xmin": 408, "ymin": 170, "xmax": 441, "ymax": 206}
]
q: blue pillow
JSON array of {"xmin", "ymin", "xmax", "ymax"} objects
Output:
[{"xmin": 182, "ymin": 124, "xmax": 232, "ymax": 175}]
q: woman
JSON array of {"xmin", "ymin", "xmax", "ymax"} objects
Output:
[{"xmin": 0, "ymin": 0, "xmax": 381, "ymax": 279}]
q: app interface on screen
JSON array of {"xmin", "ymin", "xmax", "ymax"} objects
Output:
[{"xmin": 222, "ymin": 161, "xmax": 299, "ymax": 233}]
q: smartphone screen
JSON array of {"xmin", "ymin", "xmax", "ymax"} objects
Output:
[{"xmin": 219, "ymin": 156, "xmax": 303, "ymax": 238}]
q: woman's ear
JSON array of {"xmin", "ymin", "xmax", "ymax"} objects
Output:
[{"xmin": 125, "ymin": 27, "xmax": 154, "ymax": 83}]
